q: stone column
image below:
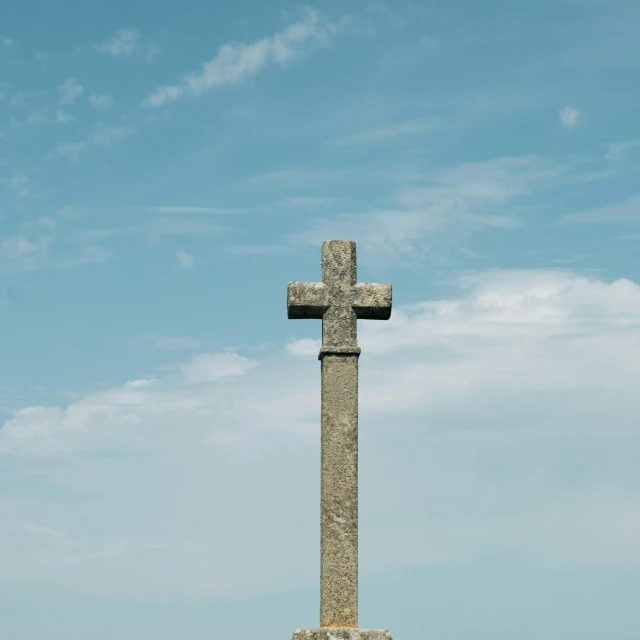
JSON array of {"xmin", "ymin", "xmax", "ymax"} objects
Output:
[
  {"xmin": 287, "ymin": 240, "xmax": 394, "ymax": 640},
  {"xmin": 320, "ymin": 352, "xmax": 359, "ymax": 628}
]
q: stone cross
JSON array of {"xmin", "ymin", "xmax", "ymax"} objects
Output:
[{"xmin": 288, "ymin": 240, "xmax": 392, "ymax": 633}]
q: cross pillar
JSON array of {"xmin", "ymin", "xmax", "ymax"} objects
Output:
[{"xmin": 287, "ymin": 240, "xmax": 392, "ymax": 635}]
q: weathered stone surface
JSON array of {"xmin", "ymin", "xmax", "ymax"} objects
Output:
[
  {"xmin": 287, "ymin": 239, "xmax": 392, "ymax": 629},
  {"xmin": 292, "ymin": 629, "xmax": 392, "ymax": 640},
  {"xmin": 320, "ymin": 353, "xmax": 359, "ymax": 627},
  {"xmin": 287, "ymin": 240, "xmax": 392, "ymax": 353}
]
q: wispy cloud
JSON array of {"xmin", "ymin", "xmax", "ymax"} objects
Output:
[
  {"xmin": 58, "ymin": 78, "xmax": 84, "ymax": 105},
  {"xmin": 244, "ymin": 167, "xmax": 349, "ymax": 186},
  {"xmin": 139, "ymin": 205, "xmax": 243, "ymax": 215},
  {"xmin": 25, "ymin": 109, "xmax": 50, "ymax": 125},
  {"xmin": 10, "ymin": 172, "xmax": 28, "ymax": 186},
  {"xmin": 180, "ymin": 352, "xmax": 258, "ymax": 383},
  {"xmin": 0, "ymin": 235, "xmax": 50, "ymax": 259},
  {"xmin": 143, "ymin": 8, "xmax": 336, "ymax": 107},
  {"xmin": 91, "ymin": 125, "xmax": 135, "ymax": 147},
  {"xmin": 605, "ymin": 138, "xmax": 640, "ymax": 161},
  {"xmin": 24, "ymin": 216, "xmax": 56, "ymax": 230},
  {"xmin": 176, "ymin": 248, "xmax": 194, "ymax": 268},
  {"xmin": 0, "ymin": 35, "xmax": 12, "ymax": 48},
  {"xmin": 69, "ymin": 214, "xmax": 230, "ymax": 246},
  {"xmin": 9, "ymin": 92, "xmax": 33, "ymax": 108},
  {"xmin": 96, "ymin": 27, "xmax": 160, "ymax": 61},
  {"xmin": 7, "ymin": 172, "xmax": 30, "ymax": 199},
  {"xmin": 59, "ymin": 215, "xmax": 230, "ymax": 268},
  {"xmin": 279, "ymin": 195, "xmax": 341, "ymax": 209},
  {"xmin": 97, "ymin": 28, "xmax": 139, "ymax": 56},
  {"xmin": 145, "ymin": 41, "xmax": 161, "ymax": 62},
  {"xmin": 55, "ymin": 110, "xmax": 75, "ymax": 124},
  {"xmin": 327, "ymin": 118, "xmax": 438, "ymax": 146},
  {"xmin": 0, "ymin": 238, "xmax": 109, "ymax": 274},
  {"xmin": 49, "ymin": 142, "xmax": 87, "ymax": 162},
  {"xmin": 48, "ymin": 126, "xmax": 136, "ymax": 161},
  {"xmin": 559, "ymin": 194, "xmax": 640, "ymax": 225},
  {"xmin": 291, "ymin": 155, "xmax": 561, "ymax": 264},
  {"xmin": 88, "ymin": 93, "xmax": 114, "ymax": 109},
  {"xmin": 559, "ymin": 105, "xmax": 580, "ymax": 127}
]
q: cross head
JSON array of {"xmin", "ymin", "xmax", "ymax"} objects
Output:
[{"xmin": 287, "ymin": 240, "xmax": 392, "ymax": 355}]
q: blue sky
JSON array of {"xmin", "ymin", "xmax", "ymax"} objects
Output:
[{"xmin": 1, "ymin": 0, "xmax": 640, "ymax": 638}]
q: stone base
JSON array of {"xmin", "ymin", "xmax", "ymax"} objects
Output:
[{"xmin": 292, "ymin": 629, "xmax": 392, "ymax": 640}]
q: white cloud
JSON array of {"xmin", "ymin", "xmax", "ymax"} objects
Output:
[
  {"xmin": 52, "ymin": 142, "xmax": 87, "ymax": 161},
  {"xmin": 359, "ymin": 270, "xmax": 640, "ymax": 359},
  {"xmin": 559, "ymin": 105, "xmax": 580, "ymax": 127},
  {"xmin": 145, "ymin": 41, "xmax": 161, "ymax": 62},
  {"xmin": 143, "ymin": 205, "xmax": 241, "ymax": 215},
  {"xmin": 180, "ymin": 352, "xmax": 258, "ymax": 382},
  {"xmin": 280, "ymin": 195, "xmax": 340, "ymax": 209},
  {"xmin": 245, "ymin": 167, "xmax": 348, "ymax": 186},
  {"xmin": 10, "ymin": 172, "xmax": 28, "ymax": 186},
  {"xmin": 91, "ymin": 125, "xmax": 135, "ymax": 147},
  {"xmin": 55, "ymin": 110, "xmax": 75, "ymax": 124},
  {"xmin": 3, "ymin": 268, "xmax": 637, "ymax": 445},
  {"xmin": 1, "ymin": 270, "xmax": 639, "ymax": 601},
  {"xmin": 26, "ymin": 109, "xmax": 49, "ymax": 125},
  {"xmin": 58, "ymin": 205, "xmax": 82, "ymax": 218},
  {"xmin": 560, "ymin": 194, "xmax": 640, "ymax": 224},
  {"xmin": 88, "ymin": 93, "xmax": 114, "ymax": 109},
  {"xmin": 176, "ymin": 248, "xmax": 194, "ymax": 268},
  {"xmin": 59, "ymin": 141, "xmax": 87, "ymax": 155},
  {"xmin": 9, "ymin": 92, "xmax": 30, "ymax": 108},
  {"xmin": 97, "ymin": 28, "xmax": 139, "ymax": 57},
  {"xmin": 96, "ymin": 29, "xmax": 160, "ymax": 62},
  {"xmin": 286, "ymin": 337, "xmax": 320, "ymax": 355},
  {"xmin": 290, "ymin": 155, "xmax": 560, "ymax": 264},
  {"xmin": 0, "ymin": 35, "xmax": 12, "ymax": 48},
  {"xmin": 328, "ymin": 118, "xmax": 438, "ymax": 146},
  {"xmin": 31, "ymin": 216, "xmax": 56, "ymax": 229},
  {"xmin": 49, "ymin": 126, "xmax": 135, "ymax": 161},
  {"xmin": 605, "ymin": 138, "xmax": 640, "ymax": 161},
  {"xmin": 58, "ymin": 78, "xmax": 84, "ymax": 105},
  {"xmin": 143, "ymin": 8, "xmax": 336, "ymax": 107},
  {"xmin": 0, "ymin": 235, "xmax": 50, "ymax": 259}
]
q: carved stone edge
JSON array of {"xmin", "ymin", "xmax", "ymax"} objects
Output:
[
  {"xmin": 292, "ymin": 629, "xmax": 392, "ymax": 640},
  {"xmin": 317, "ymin": 346, "xmax": 362, "ymax": 361}
]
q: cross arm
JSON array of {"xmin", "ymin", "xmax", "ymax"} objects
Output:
[
  {"xmin": 351, "ymin": 282, "xmax": 392, "ymax": 320},
  {"xmin": 287, "ymin": 281, "xmax": 331, "ymax": 319}
]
